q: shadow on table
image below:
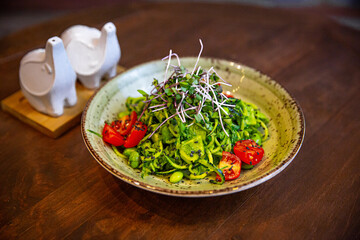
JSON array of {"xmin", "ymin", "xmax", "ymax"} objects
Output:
[{"xmin": 108, "ymin": 174, "xmax": 259, "ymax": 225}]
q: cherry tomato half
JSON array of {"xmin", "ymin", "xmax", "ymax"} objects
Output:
[
  {"xmin": 233, "ymin": 139, "xmax": 264, "ymax": 165},
  {"xmin": 216, "ymin": 151, "xmax": 241, "ymax": 181},
  {"xmin": 111, "ymin": 120, "xmax": 122, "ymax": 131},
  {"xmin": 118, "ymin": 111, "xmax": 137, "ymax": 135},
  {"xmin": 223, "ymin": 92, "xmax": 234, "ymax": 98},
  {"xmin": 102, "ymin": 123, "xmax": 125, "ymax": 146},
  {"xmin": 123, "ymin": 121, "xmax": 148, "ymax": 148}
]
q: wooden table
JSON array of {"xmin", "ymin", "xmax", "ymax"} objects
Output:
[{"xmin": 1, "ymin": 2, "xmax": 359, "ymax": 239}]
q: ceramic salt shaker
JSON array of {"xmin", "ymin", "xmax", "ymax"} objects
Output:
[
  {"xmin": 61, "ymin": 22, "xmax": 121, "ymax": 89},
  {"xmin": 19, "ymin": 36, "xmax": 77, "ymax": 117}
]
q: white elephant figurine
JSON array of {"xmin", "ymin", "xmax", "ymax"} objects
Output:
[
  {"xmin": 61, "ymin": 22, "xmax": 121, "ymax": 89},
  {"xmin": 19, "ymin": 36, "xmax": 77, "ymax": 117}
]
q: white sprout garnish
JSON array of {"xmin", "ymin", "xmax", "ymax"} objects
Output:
[
  {"xmin": 187, "ymin": 121, "xmax": 195, "ymax": 127},
  {"xmin": 143, "ymin": 40, "xmax": 234, "ymax": 138},
  {"xmin": 196, "ymin": 66, "xmax": 202, "ymax": 75},
  {"xmin": 152, "ymin": 106, "xmax": 168, "ymax": 112},
  {"xmin": 148, "ymin": 103, "xmax": 167, "ymax": 109},
  {"xmin": 191, "ymin": 39, "xmax": 203, "ymax": 75},
  {"xmin": 164, "ymin": 49, "xmax": 173, "ymax": 83}
]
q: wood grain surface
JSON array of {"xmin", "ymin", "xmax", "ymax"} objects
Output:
[
  {"xmin": 1, "ymin": 66, "xmax": 125, "ymax": 138},
  {"xmin": 0, "ymin": 2, "xmax": 359, "ymax": 239}
]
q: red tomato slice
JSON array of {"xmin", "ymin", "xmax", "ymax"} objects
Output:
[
  {"xmin": 102, "ymin": 123, "xmax": 125, "ymax": 146},
  {"xmin": 216, "ymin": 151, "xmax": 241, "ymax": 181},
  {"xmin": 118, "ymin": 111, "xmax": 137, "ymax": 135},
  {"xmin": 111, "ymin": 120, "xmax": 121, "ymax": 131},
  {"xmin": 223, "ymin": 92, "xmax": 234, "ymax": 98},
  {"xmin": 233, "ymin": 139, "xmax": 264, "ymax": 165},
  {"xmin": 123, "ymin": 121, "xmax": 148, "ymax": 148}
]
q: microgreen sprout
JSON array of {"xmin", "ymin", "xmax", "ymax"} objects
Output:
[{"xmin": 140, "ymin": 39, "xmax": 234, "ymax": 138}]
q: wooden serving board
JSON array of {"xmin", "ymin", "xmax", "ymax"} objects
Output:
[{"xmin": 1, "ymin": 66, "xmax": 126, "ymax": 138}]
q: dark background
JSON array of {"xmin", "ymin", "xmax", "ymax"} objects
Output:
[{"xmin": 0, "ymin": 0, "xmax": 359, "ymax": 39}]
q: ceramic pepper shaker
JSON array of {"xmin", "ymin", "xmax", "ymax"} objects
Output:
[
  {"xmin": 61, "ymin": 22, "xmax": 121, "ymax": 89},
  {"xmin": 19, "ymin": 36, "xmax": 77, "ymax": 117}
]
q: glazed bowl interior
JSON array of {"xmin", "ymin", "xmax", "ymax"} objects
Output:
[{"xmin": 81, "ymin": 57, "xmax": 305, "ymax": 197}]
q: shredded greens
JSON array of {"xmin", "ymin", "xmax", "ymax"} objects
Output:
[{"xmin": 113, "ymin": 40, "xmax": 269, "ymax": 184}]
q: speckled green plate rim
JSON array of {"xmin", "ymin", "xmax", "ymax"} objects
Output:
[{"xmin": 81, "ymin": 57, "xmax": 305, "ymax": 198}]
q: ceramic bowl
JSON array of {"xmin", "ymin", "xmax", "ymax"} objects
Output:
[{"xmin": 81, "ymin": 57, "xmax": 305, "ymax": 197}]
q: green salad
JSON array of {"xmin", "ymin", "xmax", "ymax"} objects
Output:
[{"xmin": 98, "ymin": 41, "xmax": 269, "ymax": 184}]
